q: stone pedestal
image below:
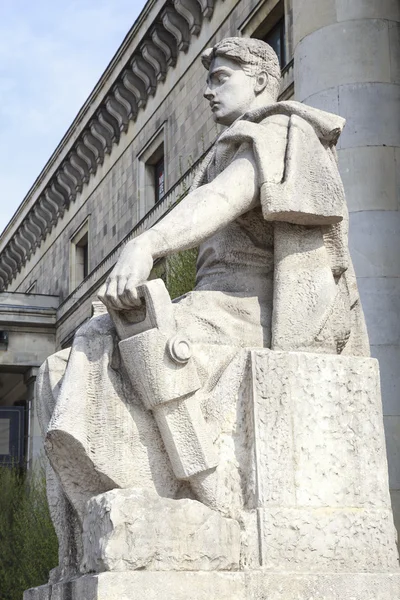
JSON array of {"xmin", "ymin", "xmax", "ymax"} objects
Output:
[
  {"xmin": 24, "ymin": 351, "xmax": 400, "ymax": 599},
  {"xmin": 24, "ymin": 571, "xmax": 400, "ymax": 600}
]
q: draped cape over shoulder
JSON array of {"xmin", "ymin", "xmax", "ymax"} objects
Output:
[{"xmin": 192, "ymin": 101, "xmax": 369, "ymax": 356}]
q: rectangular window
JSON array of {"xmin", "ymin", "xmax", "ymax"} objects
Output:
[
  {"xmin": 262, "ymin": 18, "xmax": 286, "ymax": 68},
  {"xmin": 138, "ymin": 125, "xmax": 167, "ymax": 218},
  {"xmin": 155, "ymin": 157, "xmax": 165, "ymax": 203},
  {"xmin": 70, "ymin": 220, "xmax": 89, "ymax": 292},
  {"xmin": 241, "ymin": 0, "xmax": 291, "ymax": 71},
  {"xmin": 76, "ymin": 231, "xmax": 89, "ymax": 279},
  {"xmin": 0, "ymin": 407, "xmax": 25, "ymax": 465}
]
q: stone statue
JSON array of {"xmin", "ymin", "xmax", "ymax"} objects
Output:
[{"xmin": 27, "ymin": 38, "xmax": 399, "ymax": 600}]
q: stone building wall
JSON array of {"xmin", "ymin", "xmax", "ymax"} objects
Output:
[{"xmin": 4, "ymin": 0, "xmax": 293, "ymax": 349}]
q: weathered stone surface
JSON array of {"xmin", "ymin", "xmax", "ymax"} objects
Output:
[
  {"xmin": 250, "ymin": 350, "xmax": 399, "ymax": 572},
  {"xmin": 251, "ymin": 351, "xmax": 391, "ymax": 510},
  {"xmin": 248, "ymin": 572, "xmax": 400, "ymax": 600},
  {"xmin": 259, "ymin": 507, "xmax": 398, "ymax": 572},
  {"xmin": 24, "ymin": 571, "xmax": 400, "ymax": 600},
  {"xmin": 81, "ymin": 488, "xmax": 241, "ymax": 573}
]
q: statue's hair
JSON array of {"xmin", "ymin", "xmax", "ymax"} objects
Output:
[{"xmin": 201, "ymin": 37, "xmax": 281, "ymax": 99}]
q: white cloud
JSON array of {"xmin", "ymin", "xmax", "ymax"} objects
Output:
[{"xmin": 0, "ymin": 0, "xmax": 144, "ymax": 233}]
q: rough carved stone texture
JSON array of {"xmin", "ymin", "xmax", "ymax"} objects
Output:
[
  {"xmin": 250, "ymin": 350, "xmax": 398, "ymax": 572},
  {"xmin": 251, "ymin": 351, "xmax": 391, "ymax": 509},
  {"xmin": 24, "ymin": 572, "xmax": 400, "ymax": 600},
  {"xmin": 259, "ymin": 507, "xmax": 398, "ymax": 572},
  {"xmin": 81, "ymin": 488, "xmax": 241, "ymax": 573},
  {"xmin": 30, "ymin": 350, "xmax": 400, "ymax": 598}
]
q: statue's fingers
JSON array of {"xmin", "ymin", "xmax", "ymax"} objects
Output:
[
  {"xmin": 104, "ymin": 279, "xmax": 125, "ymax": 310},
  {"xmin": 124, "ymin": 277, "xmax": 140, "ymax": 305},
  {"xmin": 117, "ymin": 281, "xmax": 140, "ymax": 309},
  {"xmin": 117, "ymin": 275, "xmax": 127, "ymax": 298}
]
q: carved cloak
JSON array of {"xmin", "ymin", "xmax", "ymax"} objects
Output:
[{"xmin": 192, "ymin": 101, "xmax": 369, "ymax": 356}]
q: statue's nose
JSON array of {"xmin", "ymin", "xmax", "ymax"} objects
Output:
[{"xmin": 204, "ymin": 86, "xmax": 214, "ymax": 101}]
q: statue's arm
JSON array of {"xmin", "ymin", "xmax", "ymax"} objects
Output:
[{"xmin": 99, "ymin": 149, "xmax": 258, "ymax": 310}]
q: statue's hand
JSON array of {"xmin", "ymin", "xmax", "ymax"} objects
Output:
[{"xmin": 98, "ymin": 237, "xmax": 153, "ymax": 310}]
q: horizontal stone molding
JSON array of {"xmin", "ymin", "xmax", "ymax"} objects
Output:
[{"xmin": 0, "ymin": 0, "xmax": 217, "ymax": 292}]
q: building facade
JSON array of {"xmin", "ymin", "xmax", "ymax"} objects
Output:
[{"xmin": 0, "ymin": 0, "xmax": 399, "ymax": 526}]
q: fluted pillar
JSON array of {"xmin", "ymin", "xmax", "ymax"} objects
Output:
[{"xmin": 293, "ymin": 0, "xmax": 400, "ymax": 530}]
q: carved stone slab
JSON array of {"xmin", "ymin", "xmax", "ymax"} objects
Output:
[
  {"xmin": 249, "ymin": 350, "xmax": 399, "ymax": 572},
  {"xmin": 24, "ymin": 571, "xmax": 400, "ymax": 600},
  {"xmin": 81, "ymin": 489, "xmax": 240, "ymax": 573}
]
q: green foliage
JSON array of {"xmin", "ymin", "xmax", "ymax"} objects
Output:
[
  {"xmin": 0, "ymin": 464, "xmax": 58, "ymax": 600},
  {"xmin": 166, "ymin": 248, "xmax": 198, "ymax": 300}
]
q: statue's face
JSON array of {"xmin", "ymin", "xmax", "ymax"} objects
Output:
[{"xmin": 204, "ymin": 55, "xmax": 258, "ymax": 126}]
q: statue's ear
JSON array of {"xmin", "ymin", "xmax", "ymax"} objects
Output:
[{"xmin": 254, "ymin": 71, "xmax": 268, "ymax": 94}]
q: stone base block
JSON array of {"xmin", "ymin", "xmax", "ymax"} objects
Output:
[
  {"xmin": 81, "ymin": 489, "xmax": 240, "ymax": 573},
  {"xmin": 24, "ymin": 571, "xmax": 400, "ymax": 600},
  {"xmin": 259, "ymin": 507, "xmax": 399, "ymax": 571}
]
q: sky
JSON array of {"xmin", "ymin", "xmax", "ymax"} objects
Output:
[{"xmin": 0, "ymin": 0, "xmax": 145, "ymax": 234}]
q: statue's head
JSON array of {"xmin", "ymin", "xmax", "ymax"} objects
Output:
[{"xmin": 202, "ymin": 37, "xmax": 281, "ymax": 126}]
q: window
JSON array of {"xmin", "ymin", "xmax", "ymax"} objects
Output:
[
  {"xmin": 240, "ymin": 0, "xmax": 289, "ymax": 69},
  {"xmin": 155, "ymin": 157, "xmax": 165, "ymax": 203},
  {"xmin": 262, "ymin": 18, "xmax": 286, "ymax": 68},
  {"xmin": 138, "ymin": 125, "xmax": 167, "ymax": 218},
  {"xmin": 0, "ymin": 407, "xmax": 25, "ymax": 466},
  {"xmin": 144, "ymin": 144, "xmax": 165, "ymax": 206},
  {"xmin": 70, "ymin": 220, "xmax": 89, "ymax": 291}
]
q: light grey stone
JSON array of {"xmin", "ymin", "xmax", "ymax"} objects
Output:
[
  {"xmin": 293, "ymin": 0, "xmax": 336, "ymax": 47},
  {"xmin": 389, "ymin": 22, "xmax": 400, "ymax": 84},
  {"xmin": 298, "ymin": 88, "xmax": 340, "ymax": 140},
  {"xmin": 30, "ymin": 349, "xmax": 400, "ymax": 595},
  {"xmin": 260, "ymin": 507, "xmax": 398, "ymax": 572},
  {"xmin": 338, "ymin": 146, "xmax": 397, "ymax": 212},
  {"xmin": 397, "ymin": 147, "xmax": 400, "ymax": 209},
  {"xmin": 248, "ymin": 572, "xmax": 400, "ymax": 600},
  {"xmin": 251, "ymin": 351, "xmax": 391, "ymax": 510},
  {"xmin": 357, "ymin": 277, "xmax": 400, "ymax": 346},
  {"xmin": 81, "ymin": 488, "xmax": 241, "ymax": 573},
  {"xmin": 24, "ymin": 571, "xmax": 400, "ymax": 600},
  {"xmin": 349, "ymin": 211, "xmax": 400, "ymax": 278},
  {"xmin": 384, "ymin": 416, "xmax": 400, "ymax": 490},
  {"xmin": 390, "ymin": 490, "xmax": 400, "ymax": 541},
  {"xmin": 339, "ymin": 82, "xmax": 400, "ymax": 149},
  {"xmin": 250, "ymin": 351, "xmax": 398, "ymax": 571},
  {"xmin": 371, "ymin": 345, "xmax": 400, "ymax": 416},
  {"xmin": 336, "ymin": 0, "xmax": 400, "ymax": 22},
  {"xmin": 296, "ymin": 20, "xmax": 391, "ymax": 101}
]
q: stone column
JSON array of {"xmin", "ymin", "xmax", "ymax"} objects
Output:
[
  {"xmin": 293, "ymin": 0, "xmax": 400, "ymax": 531},
  {"xmin": 24, "ymin": 367, "xmax": 42, "ymax": 470}
]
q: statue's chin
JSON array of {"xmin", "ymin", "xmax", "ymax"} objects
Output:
[{"xmin": 213, "ymin": 113, "xmax": 236, "ymax": 127}]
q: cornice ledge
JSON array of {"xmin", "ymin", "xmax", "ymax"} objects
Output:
[{"xmin": 0, "ymin": 0, "xmax": 216, "ymax": 292}]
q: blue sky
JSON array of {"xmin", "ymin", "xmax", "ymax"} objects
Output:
[{"xmin": 0, "ymin": 0, "xmax": 145, "ymax": 233}]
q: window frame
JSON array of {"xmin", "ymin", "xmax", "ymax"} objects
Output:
[
  {"xmin": 69, "ymin": 219, "xmax": 89, "ymax": 292},
  {"xmin": 239, "ymin": 0, "xmax": 290, "ymax": 70},
  {"xmin": 137, "ymin": 124, "xmax": 167, "ymax": 219}
]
